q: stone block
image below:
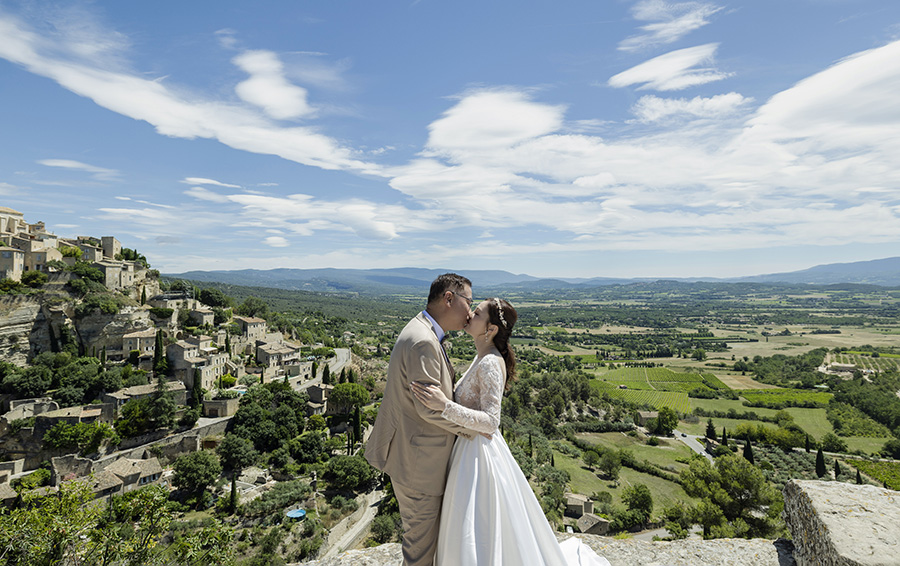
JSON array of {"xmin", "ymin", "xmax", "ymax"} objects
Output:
[{"xmin": 783, "ymin": 479, "xmax": 900, "ymax": 566}]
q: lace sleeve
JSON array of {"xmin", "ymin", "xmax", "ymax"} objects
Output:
[{"xmin": 441, "ymin": 355, "xmax": 504, "ymax": 434}]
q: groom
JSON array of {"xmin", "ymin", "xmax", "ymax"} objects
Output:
[{"xmin": 365, "ymin": 273, "xmax": 477, "ymax": 566}]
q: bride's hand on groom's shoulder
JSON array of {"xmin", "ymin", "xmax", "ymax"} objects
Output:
[{"xmin": 410, "ymin": 381, "xmax": 449, "ymax": 411}]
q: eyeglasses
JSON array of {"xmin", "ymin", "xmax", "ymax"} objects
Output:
[{"xmin": 450, "ymin": 290, "xmax": 473, "ymax": 307}]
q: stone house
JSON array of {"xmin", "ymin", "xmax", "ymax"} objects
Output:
[
  {"xmin": 637, "ymin": 411, "xmax": 659, "ymax": 427},
  {"xmin": 0, "ymin": 246, "xmax": 25, "ymax": 281},
  {"xmin": 122, "ymin": 327, "xmax": 157, "ymax": 360},
  {"xmin": 33, "ymin": 403, "xmax": 117, "ymax": 436},
  {"xmin": 101, "ymin": 236, "xmax": 121, "ymax": 260},
  {"xmin": 7, "ymin": 235, "xmax": 62, "ymax": 274},
  {"xmin": 101, "ymin": 381, "xmax": 188, "ymax": 411},
  {"xmin": 202, "ymin": 396, "xmax": 241, "ymax": 418},
  {"xmin": 565, "ymin": 493, "xmax": 593, "ymax": 518},
  {"xmin": 0, "ymin": 206, "xmax": 27, "ymax": 235},
  {"xmin": 235, "ymin": 316, "xmax": 267, "ymax": 343},
  {"xmin": 577, "ymin": 513, "xmax": 610, "ymax": 535},
  {"xmin": 306, "ymin": 383, "xmax": 335, "ymax": 416},
  {"xmin": 167, "ymin": 339, "xmax": 228, "ymax": 392},
  {"xmin": 189, "ymin": 308, "xmax": 215, "ymax": 327},
  {"xmin": 104, "ymin": 457, "xmax": 163, "ymax": 493},
  {"xmin": 256, "ymin": 340, "xmax": 301, "ymax": 368}
]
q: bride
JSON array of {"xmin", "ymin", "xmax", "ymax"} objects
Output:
[{"xmin": 410, "ymin": 298, "xmax": 610, "ymax": 566}]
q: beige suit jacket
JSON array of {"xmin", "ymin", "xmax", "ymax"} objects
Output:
[{"xmin": 365, "ymin": 312, "xmax": 474, "ymax": 496}]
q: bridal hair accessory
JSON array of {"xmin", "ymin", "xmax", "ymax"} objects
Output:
[{"xmin": 494, "ymin": 298, "xmax": 508, "ymax": 328}]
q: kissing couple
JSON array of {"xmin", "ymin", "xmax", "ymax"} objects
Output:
[{"xmin": 366, "ymin": 274, "xmax": 610, "ymax": 566}]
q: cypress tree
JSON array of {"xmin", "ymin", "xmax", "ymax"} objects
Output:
[
  {"xmin": 805, "ymin": 434, "xmax": 811, "ymax": 453},
  {"xmin": 551, "ymin": 453, "xmax": 556, "ymax": 467},
  {"xmin": 225, "ymin": 334, "xmax": 231, "ymax": 355},
  {"xmin": 339, "ymin": 368, "xmax": 346, "ymax": 383},
  {"xmin": 856, "ymin": 469, "xmax": 863, "ymax": 484},
  {"xmin": 348, "ymin": 368, "xmax": 356, "ymax": 383},
  {"xmin": 322, "ymin": 364, "xmax": 331, "ymax": 385},
  {"xmin": 705, "ymin": 418, "xmax": 716, "ymax": 441},
  {"xmin": 140, "ymin": 287, "xmax": 147, "ymax": 305},
  {"xmin": 815, "ymin": 448, "xmax": 826, "ymax": 478},
  {"xmin": 722, "ymin": 428, "xmax": 728, "ymax": 446},
  {"xmin": 834, "ymin": 459, "xmax": 841, "ymax": 478},
  {"xmin": 743, "ymin": 437, "xmax": 754, "ymax": 465}
]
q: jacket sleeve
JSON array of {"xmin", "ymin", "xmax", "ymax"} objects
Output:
[
  {"xmin": 440, "ymin": 355, "xmax": 503, "ymax": 435},
  {"xmin": 407, "ymin": 339, "xmax": 475, "ymax": 439}
]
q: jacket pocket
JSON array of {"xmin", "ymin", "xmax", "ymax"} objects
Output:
[{"xmin": 410, "ymin": 434, "xmax": 447, "ymax": 448}]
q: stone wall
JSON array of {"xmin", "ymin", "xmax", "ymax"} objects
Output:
[{"xmin": 783, "ymin": 479, "xmax": 899, "ymax": 566}]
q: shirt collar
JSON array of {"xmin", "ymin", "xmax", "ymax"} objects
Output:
[{"xmin": 422, "ymin": 310, "xmax": 445, "ymax": 343}]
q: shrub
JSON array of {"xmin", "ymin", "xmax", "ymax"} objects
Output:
[{"xmin": 21, "ymin": 271, "xmax": 48, "ymax": 288}]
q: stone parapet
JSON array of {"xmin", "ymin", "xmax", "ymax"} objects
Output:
[
  {"xmin": 296, "ymin": 535, "xmax": 791, "ymax": 566},
  {"xmin": 783, "ymin": 479, "xmax": 900, "ymax": 566}
]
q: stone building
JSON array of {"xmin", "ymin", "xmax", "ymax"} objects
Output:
[{"xmin": 101, "ymin": 381, "xmax": 188, "ymax": 411}]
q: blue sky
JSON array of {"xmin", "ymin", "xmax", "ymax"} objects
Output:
[{"xmin": 2, "ymin": 0, "xmax": 899, "ymax": 278}]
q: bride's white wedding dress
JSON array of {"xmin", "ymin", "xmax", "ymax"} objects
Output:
[{"xmin": 435, "ymin": 353, "xmax": 610, "ymax": 566}]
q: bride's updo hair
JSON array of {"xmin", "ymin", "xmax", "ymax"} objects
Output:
[{"xmin": 486, "ymin": 298, "xmax": 517, "ymax": 390}]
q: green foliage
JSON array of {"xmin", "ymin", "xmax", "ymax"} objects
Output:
[
  {"xmin": 172, "ymin": 450, "xmax": 222, "ymax": 496},
  {"xmin": 820, "ymin": 432, "xmax": 849, "ymax": 453},
  {"xmin": 116, "ymin": 247, "xmax": 150, "ymax": 268},
  {"xmin": 217, "ymin": 433, "xmax": 258, "ymax": 474},
  {"xmin": 21, "ymin": 270, "xmax": 48, "ymax": 288},
  {"xmin": 59, "ymin": 245, "xmax": 83, "ymax": 258},
  {"xmin": 241, "ymin": 479, "xmax": 312, "ymax": 518},
  {"xmin": 43, "ymin": 421, "xmax": 118, "ymax": 454},
  {"xmin": 0, "ymin": 278, "xmax": 25, "ymax": 294},
  {"xmin": 74, "ymin": 292, "xmax": 126, "ymax": 318},
  {"xmin": 231, "ymin": 382, "xmax": 308, "ymax": 453},
  {"xmin": 325, "ymin": 454, "xmax": 376, "ymax": 491},
  {"xmin": 199, "ymin": 287, "xmax": 230, "ymax": 307},
  {"xmin": 740, "ymin": 389, "xmax": 833, "ymax": 409},
  {"xmin": 328, "ymin": 382, "xmax": 369, "ymax": 414},
  {"xmin": 149, "ymin": 307, "xmax": 174, "ymax": 319},
  {"xmin": 815, "ymin": 448, "xmax": 826, "ymax": 477},
  {"xmin": 826, "ymin": 401, "xmax": 893, "ymax": 437},
  {"xmin": 654, "ymin": 406, "xmax": 679, "ymax": 436},
  {"xmin": 235, "ymin": 296, "xmax": 268, "ymax": 318},
  {"xmin": 622, "ymin": 483, "xmax": 653, "ymax": 523},
  {"xmin": 681, "ymin": 454, "xmax": 783, "ymax": 539},
  {"xmin": 69, "ymin": 261, "xmax": 105, "ymax": 283},
  {"xmin": 10, "ymin": 468, "xmax": 51, "ymax": 493},
  {"xmin": 847, "ymin": 459, "xmax": 900, "ymax": 490}
]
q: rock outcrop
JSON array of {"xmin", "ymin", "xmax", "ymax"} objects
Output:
[
  {"xmin": 783, "ymin": 479, "xmax": 900, "ymax": 566},
  {"xmin": 297, "ymin": 535, "xmax": 792, "ymax": 566}
]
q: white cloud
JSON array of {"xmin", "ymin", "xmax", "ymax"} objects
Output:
[
  {"xmin": 631, "ymin": 92, "xmax": 752, "ymax": 122},
  {"xmin": 619, "ymin": 0, "xmax": 723, "ymax": 52},
  {"xmin": 0, "ymin": 11, "xmax": 379, "ymax": 174},
  {"xmin": 180, "ymin": 177, "xmax": 242, "ymax": 188},
  {"xmin": 184, "ymin": 187, "xmax": 231, "ymax": 203},
  {"xmin": 233, "ymin": 50, "xmax": 313, "ymax": 120},
  {"xmin": 37, "ymin": 158, "xmax": 119, "ymax": 181},
  {"xmin": 609, "ymin": 44, "xmax": 731, "ymax": 91},
  {"xmin": 263, "ymin": 236, "xmax": 289, "ymax": 247}
]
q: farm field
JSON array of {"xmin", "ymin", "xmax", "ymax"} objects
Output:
[
  {"xmin": 677, "ymin": 417, "xmax": 780, "ymax": 437},
  {"xmin": 575, "ymin": 431, "xmax": 695, "ymax": 473},
  {"xmin": 552, "ymin": 450, "xmax": 697, "ymax": 510},
  {"xmin": 827, "ymin": 351, "xmax": 900, "ymax": 372}
]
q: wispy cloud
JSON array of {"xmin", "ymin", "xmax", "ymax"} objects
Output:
[
  {"xmin": 630, "ymin": 92, "xmax": 752, "ymax": 122},
  {"xmin": 609, "ymin": 43, "xmax": 730, "ymax": 91},
  {"xmin": 37, "ymin": 158, "xmax": 119, "ymax": 181},
  {"xmin": 0, "ymin": 10, "xmax": 379, "ymax": 174},
  {"xmin": 180, "ymin": 177, "xmax": 242, "ymax": 188},
  {"xmin": 619, "ymin": 0, "xmax": 723, "ymax": 52}
]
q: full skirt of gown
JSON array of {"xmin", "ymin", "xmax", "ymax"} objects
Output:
[{"xmin": 435, "ymin": 431, "xmax": 610, "ymax": 566}]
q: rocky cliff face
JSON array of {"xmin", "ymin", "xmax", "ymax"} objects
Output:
[{"xmin": 0, "ymin": 295, "xmax": 41, "ymax": 366}]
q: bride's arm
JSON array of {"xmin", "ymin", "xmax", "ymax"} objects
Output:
[{"xmin": 411, "ymin": 356, "xmax": 503, "ymax": 434}]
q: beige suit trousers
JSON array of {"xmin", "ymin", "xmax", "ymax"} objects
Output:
[{"xmin": 393, "ymin": 480, "xmax": 443, "ymax": 566}]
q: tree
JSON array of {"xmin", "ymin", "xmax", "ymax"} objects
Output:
[
  {"xmin": 815, "ymin": 447, "xmax": 826, "ymax": 478},
  {"xmin": 329, "ymin": 382, "xmax": 369, "ymax": 414},
  {"xmin": 721, "ymin": 427, "xmax": 728, "ymax": 446},
  {"xmin": 622, "ymin": 483, "xmax": 653, "ymax": 524},
  {"xmin": 598, "ymin": 451, "xmax": 621, "ymax": 482},
  {"xmin": 681, "ymin": 453, "xmax": 782, "ymax": 539},
  {"xmin": 856, "ymin": 469, "xmax": 863, "ymax": 484},
  {"xmin": 150, "ymin": 376, "xmax": 176, "ymax": 430},
  {"xmin": 742, "ymin": 437, "xmax": 754, "ymax": 464},
  {"xmin": 692, "ymin": 348, "xmax": 707, "ymax": 361},
  {"xmin": 654, "ymin": 406, "xmax": 679, "ymax": 436},
  {"xmin": 821, "ymin": 433, "xmax": 848, "ymax": 453},
  {"xmin": 200, "ymin": 287, "xmax": 229, "ymax": 308},
  {"xmin": 834, "ymin": 459, "xmax": 842, "ymax": 478},
  {"xmin": 705, "ymin": 418, "xmax": 717, "ymax": 441},
  {"xmin": 805, "ymin": 434, "xmax": 811, "ymax": 453},
  {"xmin": 322, "ymin": 364, "xmax": 331, "ymax": 385},
  {"xmin": 326, "ymin": 454, "xmax": 376, "ymax": 491},
  {"xmin": 217, "ymin": 433, "xmax": 258, "ymax": 512},
  {"xmin": 140, "ymin": 286, "xmax": 147, "ymax": 305},
  {"xmin": 235, "ymin": 296, "xmax": 267, "ymax": 318},
  {"xmin": 173, "ymin": 450, "xmax": 221, "ymax": 497},
  {"xmin": 152, "ymin": 330, "xmax": 167, "ymax": 375},
  {"xmin": 583, "ymin": 450, "xmax": 600, "ymax": 471},
  {"xmin": 22, "ymin": 270, "xmax": 48, "ymax": 288}
]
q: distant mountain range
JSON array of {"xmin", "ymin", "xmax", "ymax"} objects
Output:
[{"xmin": 165, "ymin": 256, "xmax": 900, "ymax": 294}]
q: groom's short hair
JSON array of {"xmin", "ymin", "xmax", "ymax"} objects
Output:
[{"xmin": 428, "ymin": 273, "xmax": 472, "ymax": 304}]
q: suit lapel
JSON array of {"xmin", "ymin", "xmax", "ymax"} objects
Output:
[{"xmin": 417, "ymin": 312, "xmax": 456, "ymax": 385}]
